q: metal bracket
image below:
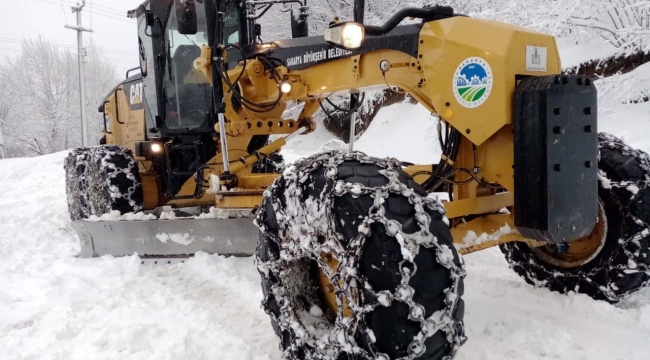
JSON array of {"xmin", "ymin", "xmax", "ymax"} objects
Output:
[{"xmin": 351, "ymin": 55, "xmax": 361, "ymax": 78}]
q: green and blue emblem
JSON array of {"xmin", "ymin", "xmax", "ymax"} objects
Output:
[{"xmin": 453, "ymin": 57, "xmax": 493, "ymax": 108}]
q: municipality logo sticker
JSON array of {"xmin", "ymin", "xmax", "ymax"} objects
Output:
[{"xmin": 453, "ymin": 57, "xmax": 493, "ymax": 108}]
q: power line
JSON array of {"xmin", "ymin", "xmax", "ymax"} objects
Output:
[
  {"xmin": 0, "ymin": 38, "xmax": 78, "ymax": 51},
  {"xmin": 59, "ymin": 0, "xmax": 129, "ymax": 19},
  {"xmin": 0, "ymin": 43, "xmax": 135, "ymax": 62},
  {"xmin": 89, "ymin": 2, "xmax": 127, "ymax": 17},
  {"xmin": 0, "ymin": 38, "xmax": 137, "ymax": 57},
  {"xmin": 29, "ymin": 0, "xmax": 134, "ymax": 23},
  {"xmin": 60, "ymin": 0, "xmax": 68, "ymax": 25},
  {"xmin": 88, "ymin": 10, "xmax": 134, "ymax": 24},
  {"xmin": 59, "ymin": 0, "xmax": 127, "ymax": 17}
]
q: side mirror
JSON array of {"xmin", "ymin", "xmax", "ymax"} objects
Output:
[
  {"xmin": 146, "ymin": 11, "xmax": 155, "ymax": 27},
  {"xmin": 175, "ymin": 0, "xmax": 198, "ymax": 35},
  {"xmin": 291, "ymin": 9, "xmax": 309, "ymax": 38}
]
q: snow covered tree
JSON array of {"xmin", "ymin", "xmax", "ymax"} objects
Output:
[
  {"xmin": 0, "ymin": 65, "xmax": 18, "ymax": 152},
  {"xmin": 83, "ymin": 41, "xmax": 121, "ymax": 146},
  {"xmin": 568, "ymin": 0, "xmax": 650, "ymax": 50},
  {"xmin": 1, "ymin": 38, "xmax": 78, "ymax": 156},
  {"xmin": 439, "ymin": 0, "xmax": 650, "ymax": 50},
  {"xmin": 0, "ymin": 38, "xmax": 117, "ymax": 158}
]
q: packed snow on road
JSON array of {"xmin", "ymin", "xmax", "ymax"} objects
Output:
[{"xmin": 2, "ymin": 44, "xmax": 650, "ymax": 360}]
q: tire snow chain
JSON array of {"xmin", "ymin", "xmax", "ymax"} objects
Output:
[
  {"xmin": 65, "ymin": 148, "xmax": 92, "ymax": 219},
  {"xmin": 90, "ymin": 146, "xmax": 142, "ymax": 214},
  {"xmin": 598, "ymin": 133, "xmax": 650, "ymax": 275},
  {"xmin": 255, "ymin": 151, "xmax": 467, "ymax": 360},
  {"xmin": 504, "ymin": 133, "xmax": 650, "ymax": 302}
]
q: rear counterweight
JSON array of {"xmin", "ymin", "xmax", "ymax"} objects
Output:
[{"xmin": 514, "ymin": 75, "xmax": 598, "ymax": 243}]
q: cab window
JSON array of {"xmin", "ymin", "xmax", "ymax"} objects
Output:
[
  {"xmin": 163, "ymin": 2, "xmax": 211, "ymax": 131},
  {"xmin": 224, "ymin": 1, "xmax": 242, "ymax": 44}
]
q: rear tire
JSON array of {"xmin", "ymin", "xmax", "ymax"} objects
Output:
[
  {"xmin": 87, "ymin": 145, "xmax": 143, "ymax": 217},
  {"xmin": 500, "ymin": 133, "xmax": 650, "ymax": 302},
  {"xmin": 64, "ymin": 147, "xmax": 92, "ymax": 220},
  {"xmin": 256, "ymin": 151, "xmax": 466, "ymax": 360}
]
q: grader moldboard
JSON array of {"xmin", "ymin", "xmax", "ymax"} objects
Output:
[{"xmin": 64, "ymin": 0, "xmax": 650, "ymax": 359}]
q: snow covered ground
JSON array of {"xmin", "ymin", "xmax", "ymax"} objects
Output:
[
  {"xmin": 2, "ymin": 42, "xmax": 650, "ymax": 360},
  {"xmin": 0, "ymin": 151, "xmax": 649, "ymax": 360}
]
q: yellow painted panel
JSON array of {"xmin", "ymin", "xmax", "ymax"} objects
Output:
[{"xmin": 420, "ymin": 17, "xmax": 561, "ymax": 145}]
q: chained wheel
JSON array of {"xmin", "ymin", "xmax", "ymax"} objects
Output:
[
  {"xmin": 87, "ymin": 145, "xmax": 143, "ymax": 217},
  {"xmin": 64, "ymin": 147, "xmax": 92, "ymax": 220},
  {"xmin": 256, "ymin": 151, "xmax": 466, "ymax": 360},
  {"xmin": 501, "ymin": 133, "xmax": 650, "ymax": 302}
]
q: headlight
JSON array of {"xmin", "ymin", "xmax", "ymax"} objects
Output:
[
  {"xmin": 280, "ymin": 80, "xmax": 292, "ymax": 94},
  {"xmin": 324, "ymin": 22, "xmax": 365, "ymax": 50},
  {"xmin": 151, "ymin": 143, "xmax": 163, "ymax": 153}
]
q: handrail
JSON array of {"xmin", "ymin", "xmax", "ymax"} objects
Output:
[
  {"xmin": 126, "ymin": 66, "xmax": 141, "ymax": 79},
  {"xmin": 365, "ymin": 5, "xmax": 456, "ymax": 36},
  {"xmin": 101, "ymin": 100, "xmax": 112, "ymax": 135},
  {"xmin": 115, "ymin": 88, "xmax": 125, "ymax": 125}
]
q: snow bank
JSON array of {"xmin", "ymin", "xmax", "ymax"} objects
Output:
[
  {"xmin": 593, "ymin": 63, "xmax": 650, "ymax": 148},
  {"xmin": 354, "ymin": 102, "xmax": 441, "ymax": 164},
  {"xmin": 556, "ymin": 37, "xmax": 617, "ymax": 69},
  {"xmin": 0, "ymin": 152, "xmax": 280, "ymax": 360},
  {"xmin": 282, "ymin": 102, "xmax": 440, "ymax": 164},
  {"xmin": 277, "ymin": 118, "xmax": 339, "ymax": 164},
  {"xmin": 461, "ymin": 249, "xmax": 650, "ymax": 360}
]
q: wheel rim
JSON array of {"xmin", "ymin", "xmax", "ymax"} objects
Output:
[
  {"xmin": 317, "ymin": 251, "xmax": 355, "ymax": 318},
  {"xmin": 529, "ymin": 203, "xmax": 608, "ymax": 268}
]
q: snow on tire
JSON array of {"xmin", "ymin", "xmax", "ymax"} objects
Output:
[
  {"xmin": 64, "ymin": 147, "xmax": 92, "ymax": 220},
  {"xmin": 501, "ymin": 133, "xmax": 650, "ymax": 302},
  {"xmin": 87, "ymin": 145, "xmax": 143, "ymax": 217},
  {"xmin": 256, "ymin": 151, "xmax": 466, "ymax": 360}
]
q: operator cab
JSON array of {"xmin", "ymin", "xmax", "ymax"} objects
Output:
[
  {"xmin": 128, "ymin": 0, "xmax": 299, "ymax": 200},
  {"xmin": 130, "ymin": 0, "xmax": 307, "ymax": 141},
  {"xmin": 133, "ymin": 1, "xmax": 226, "ymax": 138}
]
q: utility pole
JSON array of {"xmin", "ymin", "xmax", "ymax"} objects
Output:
[
  {"xmin": 65, "ymin": 2, "xmax": 93, "ymax": 147},
  {"xmin": 0, "ymin": 126, "xmax": 5, "ymax": 159}
]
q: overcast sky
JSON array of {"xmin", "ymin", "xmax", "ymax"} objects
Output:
[{"xmin": 0, "ymin": 0, "xmax": 144, "ymax": 78}]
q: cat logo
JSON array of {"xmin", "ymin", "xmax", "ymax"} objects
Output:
[{"xmin": 130, "ymin": 82, "xmax": 143, "ymax": 105}]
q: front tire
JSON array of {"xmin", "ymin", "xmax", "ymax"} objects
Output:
[
  {"xmin": 64, "ymin": 147, "xmax": 92, "ymax": 220},
  {"xmin": 87, "ymin": 145, "xmax": 143, "ymax": 217},
  {"xmin": 500, "ymin": 133, "xmax": 650, "ymax": 302},
  {"xmin": 256, "ymin": 151, "xmax": 466, "ymax": 360}
]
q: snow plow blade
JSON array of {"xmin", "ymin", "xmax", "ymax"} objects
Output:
[{"xmin": 72, "ymin": 218, "xmax": 259, "ymax": 258}]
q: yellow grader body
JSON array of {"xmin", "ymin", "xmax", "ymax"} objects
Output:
[
  {"xmin": 64, "ymin": 2, "xmax": 650, "ymax": 359},
  {"xmin": 100, "ymin": 17, "xmax": 562, "ymax": 254}
]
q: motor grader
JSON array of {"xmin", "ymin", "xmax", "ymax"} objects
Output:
[{"xmin": 64, "ymin": 0, "xmax": 650, "ymax": 359}]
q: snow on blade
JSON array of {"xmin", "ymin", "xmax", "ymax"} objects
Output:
[{"xmin": 156, "ymin": 232, "xmax": 195, "ymax": 245}]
